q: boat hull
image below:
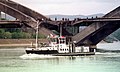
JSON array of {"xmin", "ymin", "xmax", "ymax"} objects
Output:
[
  {"xmin": 26, "ymin": 50, "xmax": 59, "ymax": 54},
  {"xmin": 26, "ymin": 50, "xmax": 95, "ymax": 56}
]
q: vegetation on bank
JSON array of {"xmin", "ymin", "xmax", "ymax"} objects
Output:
[
  {"xmin": 1, "ymin": 28, "xmax": 120, "ymax": 41},
  {"xmin": 0, "ymin": 28, "xmax": 46, "ymax": 39},
  {"xmin": 1, "ymin": 18, "xmax": 120, "ymax": 41}
]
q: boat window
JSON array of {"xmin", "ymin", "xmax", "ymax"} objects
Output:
[
  {"xmin": 60, "ymin": 49, "xmax": 62, "ymax": 51},
  {"xmin": 59, "ymin": 38, "xmax": 66, "ymax": 44},
  {"xmin": 55, "ymin": 46, "xmax": 57, "ymax": 47}
]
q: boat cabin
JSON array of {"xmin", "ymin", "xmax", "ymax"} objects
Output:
[{"xmin": 49, "ymin": 36, "xmax": 69, "ymax": 53}]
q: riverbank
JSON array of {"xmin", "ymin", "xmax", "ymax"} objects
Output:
[
  {"xmin": 0, "ymin": 39, "xmax": 107, "ymax": 48},
  {"xmin": 0, "ymin": 39, "xmax": 49, "ymax": 48}
]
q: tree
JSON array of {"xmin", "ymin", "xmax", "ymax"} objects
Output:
[
  {"xmin": 5, "ymin": 28, "xmax": 21, "ymax": 33},
  {"xmin": 32, "ymin": 34, "xmax": 46, "ymax": 39},
  {"xmin": 1, "ymin": 18, "xmax": 6, "ymax": 20},
  {"xmin": 12, "ymin": 32, "xmax": 22, "ymax": 39},
  {"xmin": 38, "ymin": 34, "xmax": 46, "ymax": 39},
  {"xmin": 20, "ymin": 32, "xmax": 31, "ymax": 39},
  {"xmin": 0, "ymin": 29, "xmax": 5, "ymax": 33},
  {"xmin": 3, "ymin": 32, "xmax": 12, "ymax": 39},
  {"xmin": 0, "ymin": 31, "xmax": 12, "ymax": 39},
  {"xmin": 0, "ymin": 28, "xmax": 46, "ymax": 39},
  {"xmin": 11, "ymin": 32, "xmax": 32, "ymax": 39},
  {"xmin": 0, "ymin": 29, "xmax": 5, "ymax": 39},
  {"xmin": 0, "ymin": 33, "xmax": 4, "ymax": 38}
]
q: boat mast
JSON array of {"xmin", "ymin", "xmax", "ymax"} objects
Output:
[
  {"xmin": 36, "ymin": 21, "xmax": 39, "ymax": 49},
  {"xmin": 60, "ymin": 23, "xmax": 62, "ymax": 37}
]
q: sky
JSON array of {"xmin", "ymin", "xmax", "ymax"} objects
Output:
[{"xmin": 12, "ymin": 0, "xmax": 120, "ymax": 15}]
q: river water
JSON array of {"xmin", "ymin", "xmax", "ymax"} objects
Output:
[{"xmin": 0, "ymin": 42, "xmax": 120, "ymax": 72}]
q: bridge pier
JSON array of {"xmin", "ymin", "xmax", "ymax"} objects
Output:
[{"xmin": 89, "ymin": 45, "xmax": 96, "ymax": 52}]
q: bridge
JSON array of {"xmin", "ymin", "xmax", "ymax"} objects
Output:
[
  {"xmin": 0, "ymin": 0, "xmax": 55, "ymax": 36},
  {"xmin": 72, "ymin": 6, "xmax": 120, "ymax": 46},
  {"xmin": 0, "ymin": 0, "xmax": 120, "ymax": 47}
]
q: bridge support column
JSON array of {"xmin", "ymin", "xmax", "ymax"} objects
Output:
[
  {"xmin": 72, "ymin": 26, "xmax": 79, "ymax": 35},
  {"xmin": 5, "ymin": 13, "xmax": 6, "ymax": 20},
  {"xmin": 72, "ymin": 43, "xmax": 76, "ymax": 53},
  {"xmin": 89, "ymin": 45, "xmax": 96, "ymax": 52}
]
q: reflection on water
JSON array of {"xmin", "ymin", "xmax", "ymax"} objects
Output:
[{"xmin": 0, "ymin": 45, "xmax": 120, "ymax": 72}]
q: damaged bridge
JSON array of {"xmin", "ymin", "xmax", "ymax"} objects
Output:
[{"xmin": 0, "ymin": 0, "xmax": 120, "ymax": 46}]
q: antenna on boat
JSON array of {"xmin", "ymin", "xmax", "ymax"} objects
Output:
[
  {"xmin": 60, "ymin": 22, "xmax": 62, "ymax": 37},
  {"xmin": 36, "ymin": 20, "xmax": 39, "ymax": 49}
]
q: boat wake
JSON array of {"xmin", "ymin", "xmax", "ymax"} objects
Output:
[
  {"xmin": 95, "ymin": 52, "xmax": 120, "ymax": 58},
  {"xmin": 95, "ymin": 52, "xmax": 118, "ymax": 55},
  {"xmin": 20, "ymin": 54, "xmax": 62, "ymax": 60}
]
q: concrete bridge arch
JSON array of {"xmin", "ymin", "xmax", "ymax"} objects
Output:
[
  {"xmin": 72, "ymin": 6, "xmax": 120, "ymax": 46},
  {"xmin": 0, "ymin": 0, "xmax": 55, "ymax": 36}
]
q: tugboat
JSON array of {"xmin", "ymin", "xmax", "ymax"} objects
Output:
[
  {"xmin": 25, "ymin": 21, "xmax": 95, "ymax": 56},
  {"xmin": 26, "ymin": 35, "xmax": 69, "ymax": 54}
]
